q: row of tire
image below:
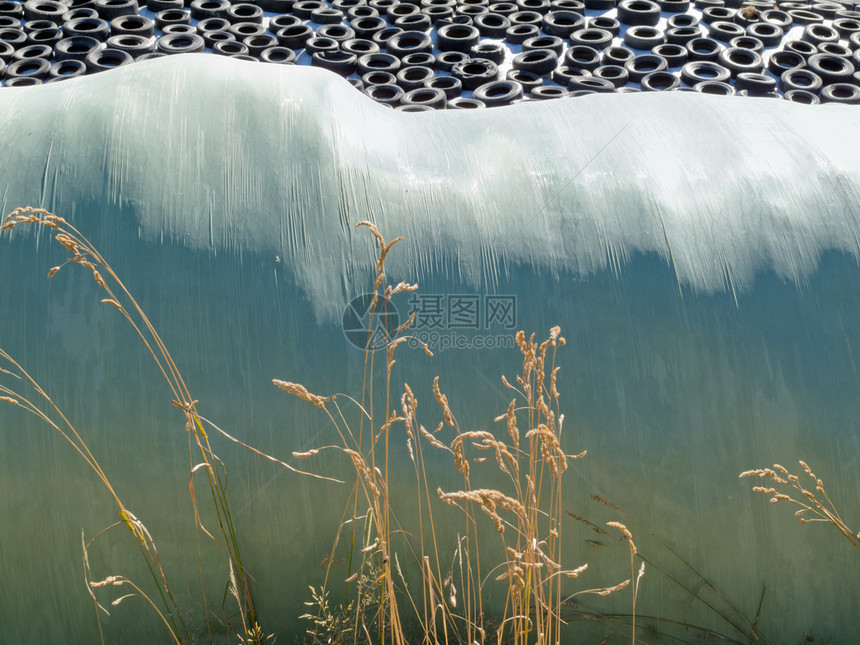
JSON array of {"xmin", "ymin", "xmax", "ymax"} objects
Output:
[{"xmin": 1, "ymin": 0, "xmax": 859, "ymax": 107}]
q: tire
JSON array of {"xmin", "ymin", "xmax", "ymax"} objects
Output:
[
  {"xmin": 292, "ymin": 0, "xmax": 325, "ymax": 19},
  {"xmin": 667, "ymin": 13, "xmax": 698, "ymax": 28},
  {"xmin": 717, "ymin": 46, "xmax": 763, "ymax": 76},
  {"xmin": 680, "ymin": 59, "xmax": 731, "ymax": 84},
  {"xmin": 402, "ymin": 86, "xmax": 447, "ymax": 108},
  {"xmin": 592, "ymin": 63, "xmax": 628, "ymax": 86},
  {"xmin": 801, "ymin": 22, "xmax": 839, "ymax": 45},
  {"xmin": 508, "ymin": 10, "xmax": 542, "ymax": 27},
  {"xmin": 357, "ymin": 52, "xmax": 400, "ymax": 75},
  {"xmin": 806, "ymin": 53, "xmax": 855, "ymax": 84},
  {"xmin": 784, "ymin": 40, "xmax": 816, "ymax": 59},
  {"xmin": 447, "ymin": 96, "xmax": 486, "ymax": 108},
  {"xmin": 640, "ymin": 70, "xmax": 680, "ymax": 90},
  {"xmin": 106, "ymin": 33, "xmax": 154, "ymax": 56},
  {"xmin": 505, "ymin": 23, "xmax": 539, "ymax": 43},
  {"xmin": 744, "ymin": 22, "xmax": 782, "ymax": 46},
  {"xmin": 624, "ymin": 25, "xmax": 664, "ymax": 50},
  {"xmin": 589, "ymin": 16, "xmax": 619, "ymax": 35},
  {"xmin": 602, "ymin": 45, "xmax": 633, "ymax": 66},
  {"xmin": 349, "ymin": 17, "xmax": 387, "ymax": 39},
  {"xmin": 197, "ymin": 16, "xmax": 230, "ymax": 33},
  {"xmin": 473, "ymin": 11, "xmax": 510, "ymax": 37},
  {"xmin": 783, "ymin": 88, "xmax": 819, "ymax": 103},
  {"xmin": 156, "ymin": 32, "xmax": 205, "ymax": 53},
  {"xmin": 657, "ymin": 0, "xmax": 689, "ymax": 11},
  {"xmin": 571, "ymin": 27, "xmax": 613, "ymax": 49},
  {"xmin": 422, "ymin": 5, "xmax": 454, "ymax": 25},
  {"xmin": 451, "ymin": 57, "xmax": 499, "ymax": 89},
  {"xmin": 317, "ymin": 25, "xmax": 355, "ymax": 43},
  {"xmin": 701, "ymin": 6, "xmax": 735, "ymax": 23},
  {"xmin": 761, "ymin": 9, "xmax": 791, "ymax": 29},
  {"xmin": 84, "ymin": 46, "xmax": 131, "ymax": 71},
  {"xmin": 27, "ymin": 28, "xmax": 63, "ymax": 48},
  {"xmin": 530, "ymin": 84, "xmax": 568, "ymax": 98},
  {"xmin": 694, "ymin": 80, "xmax": 735, "ymax": 94},
  {"xmin": 226, "ymin": 3, "xmax": 263, "ymax": 24},
  {"xmin": 734, "ymin": 70, "xmax": 776, "ymax": 93},
  {"xmin": 260, "ymin": 45, "xmax": 296, "ymax": 63},
  {"xmin": 522, "ymin": 34, "xmax": 563, "ymax": 55},
  {"xmin": 268, "ymin": 14, "xmax": 302, "ymax": 32},
  {"xmin": 434, "ymin": 50, "xmax": 468, "ymax": 70},
  {"xmin": 395, "ymin": 63, "xmax": 434, "ymax": 89},
  {"xmin": 616, "ymin": 0, "xmax": 660, "ymax": 26},
  {"xmin": 651, "ymin": 43, "xmax": 687, "ymax": 67},
  {"xmin": 12, "ymin": 43, "xmax": 52, "ymax": 61},
  {"xmin": 154, "ymin": 9, "xmax": 189, "ymax": 30},
  {"xmin": 708, "ymin": 20, "xmax": 745, "ymax": 42},
  {"xmin": 386, "ymin": 30, "xmax": 433, "ymax": 57},
  {"xmin": 403, "ymin": 52, "xmax": 436, "ymax": 69},
  {"xmin": 190, "ymin": 0, "xmax": 229, "ymax": 19},
  {"xmin": 93, "ymin": 0, "xmax": 138, "ymax": 20},
  {"xmin": 511, "ymin": 48, "xmax": 558, "ymax": 74},
  {"xmin": 47, "ymin": 57, "xmax": 85, "ymax": 79},
  {"xmin": 54, "ymin": 35, "xmax": 99, "ymax": 60},
  {"xmin": 624, "ymin": 53, "xmax": 667, "ymax": 82},
  {"xmin": 243, "ymin": 33, "xmax": 277, "ymax": 57},
  {"xmin": 506, "ymin": 68, "xmax": 542, "ymax": 91},
  {"xmin": 22, "ymin": 0, "xmax": 67, "ymax": 22},
  {"xmin": 567, "ymin": 75, "xmax": 616, "ymax": 91},
  {"xmin": 666, "ymin": 26, "xmax": 701, "ymax": 44},
  {"xmin": 424, "ymin": 74, "xmax": 462, "ymax": 97},
  {"xmin": 5, "ymin": 75, "xmax": 42, "ymax": 85},
  {"xmin": 364, "ymin": 82, "xmax": 404, "ymax": 105},
  {"xmin": 788, "ymin": 9, "xmax": 824, "ymax": 25},
  {"xmin": 362, "ymin": 69, "xmax": 396, "ymax": 85},
  {"xmin": 767, "ymin": 50, "xmax": 805, "ymax": 75},
  {"xmin": 470, "ymin": 41, "xmax": 505, "ymax": 64},
  {"xmin": 436, "ymin": 23, "xmax": 479, "ymax": 52},
  {"xmin": 472, "ymin": 79, "xmax": 524, "ymax": 105},
  {"xmin": 564, "ymin": 44, "xmax": 600, "ymax": 69},
  {"xmin": 311, "ymin": 50, "xmax": 357, "ymax": 75},
  {"xmin": 551, "ymin": 64, "xmax": 589, "ymax": 84},
  {"xmin": 110, "ymin": 15, "xmax": 154, "ymax": 37},
  {"xmin": 62, "ymin": 17, "xmax": 109, "ymax": 41},
  {"xmin": 686, "ymin": 36, "xmax": 721, "ymax": 61},
  {"xmin": 213, "ymin": 40, "xmax": 247, "ymax": 55},
  {"xmin": 303, "ymin": 36, "xmax": 338, "ymax": 55},
  {"xmin": 541, "ymin": 10, "xmax": 583, "ymax": 36},
  {"xmin": 833, "ymin": 17, "xmax": 860, "ymax": 39},
  {"xmin": 729, "ymin": 35, "xmax": 763, "ymax": 53},
  {"xmin": 779, "ymin": 67, "xmax": 823, "ymax": 93},
  {"xmin": 146, "ymin": 0, "xmax": 181, "ymax": 10}
]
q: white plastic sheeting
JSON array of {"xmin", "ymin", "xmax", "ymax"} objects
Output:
[{"xmin": 1, "ymin": 55, "xmax": 860, "ymax": 642}]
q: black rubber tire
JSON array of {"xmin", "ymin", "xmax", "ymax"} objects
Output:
[
  {"xmin": 12, "ymin": 43, "xmax": 52, "ymax": 60},
  {"xmin": 135, "ymin": 51, "xmax": 166, "ymax": 61},
  {"xmin": 567, "ymin": 74, "xmax": 616, "ymax": 91},
  {"xmin": 394, "ymin": 13, "xmax": 432, "ymax": 30},
  {"xmin": 564, "ymin": 43, "xmax": 601, "ymax": 69},
  {"xmin": 530, "ymin": 84, "xmax": 568, "ymax": 98},
  {"xmin": 5, "ymin": 75, "xmax": 42, "ymax": 85},
  {"xmin": 733, "ymin": 71, "xmax": 776, "ymax": 93},
  {"xmin": 472, "ymin": 79, "xmax": 524, "ymax": 105},
  {"xmin": 592, "ymin": 63, "xmax": 628, "ymax": 86},
  {"xmin": 788, "ymin": 9, "xmax": 824, "ymax": 25},
  {"xmin": 292, "ymin": 0, "xmax": 325, "ymax": 19},
  {"xmin": 470, "ymin": 41, "xmax": 505, "ymax": 63},
  {"xmin": 447, "ymin": 96, "xmax": 486, "ymax": 108},
  {"xmin": 243, "ymin": 33, "xmax": 277, "ymax": 57},
  {"xmin": 27, "ymin": 27, "xmax": 63, "ymax": 48},
  {"xmin": 473, "ymin": 11, "xmax": 510, "ymax": 36},
  {"xmin": 47, "ymin": 57, "xmax": 85, "ymax": 78},
  {"xmin": 395, "ymin": 63, "xmax": 435, "ymax": 89},
  {"xmin": 666, "ymin": 26, "xmax": 701, "ymax": 43},
  {"xmin": 767, "ymin": 50, "xmax": 805, "ymax": 75},
  {"xmin": 652, "ymin": 43, "xmax": 687, "ymax": 66},
  {"xmin": 23, "ymin": 0, "xmax": 68, "ymax": 22},
  {"xmin": 311, "ymin": 50, "xmax": 357, "ymax": 75},
  {"xmin": 808, "ymin": 2, "xmax": 841, "ymax": 19},
  {"xmin": 84, "ymin": 46, "xmax": 131, "ymax": 71},
  {"xmin": 701, "ymin": 6, "xmax": 735, "ymax": 23},
  {"xmin": 640, "ymin": 70, "xmax": 680, "ymax": 90},
  {"xmin": 806, "ymin": 52, "xmax": 855, "ymax": 84},
  {"xmin": 402, "ymin": 86, "xmax": 447, "ymax": 108},
  {"xmin": 744, "ymin": 21, "xmax": 782, "ymax": 46},
  {"xmin": 657, "ymin": 0, "xmax": 689, "ymax": 11},
  {"xmin": 571, "ymin": 27, "xmax": 613, "ymax": 49},
  {"xmin": 226, "ymin": 3, "xmax": 263, "ymax": 24},
  {"xmin": 268, "ymin": 14, "xmax": 302, "ymax": 32},
  {"xmin": 106, "ymin": 33, "xmax": 153, "ymax": 56},
  {"xmin": 551, "ymin": 63, "xmax": 589, "ymax": 84},
  {"xmin": 436, "ymin": 23, "xmax": 480, "ymax": 51},
  {"xmin": 62, "ymin": 17, "xmax": 110, "ymax": 41},
  {"xmin": 667, "ymin": 13, "xmax": 698, "ymax": 28},
  {"xmin": 504, "ymin": 23, "xmax": 537, "ymax": 43},
  {"xmin": 541, "ymin": 10, "xmax": 583, "ymax": 36},
  {"xmin": 585, "ymin": 0, "xmax": 615, "ymax": 9},
  {"xmin": 517, "ymin": 0, "xmax": 551, "ymax": 13},
  {"xmin": 434, "ymin": 49, "xmax": 468, "ymax": 70},
  {"xmin": 23, "ymin": 20, "xmax": 58, "ymax": 33},
  {"xmin": 401, "ymin": 51, "xmax": 435, "ymax": 67},
  {"xmin": 602, "ymin": 45, "xmax": 633, "ymax": 65},
  {"xmin": 451, "ymin": 57, "xmax": 498, "ymax": 89},
  {"xmin": 146, "ymin": 0, "xmax": 181, "ymax": 11},
  {"xmin": 302, "ymin": 36, "xmax": 338, "ymax": 55},
  {"xmin": 349, "ymin": 16, "xmax": 387, "ymax": 39},
  {"xmin": 212, "ymin": 39, "xmax": 247, "ymax": 55},
  {"xmin": 386, "ymin": 3, "xmax": 418, "ymax": 21},
  {"xmin": 93, "ymin": 0, "xmax": 138, "ymax": 20},
  {"xmin": 728, "ymin": 35, "xmax": 763, "ymax": 53},
  {"xmin": 508, "ymin": 9, "xmax": 542, "ymax": 26},
  {"xmin": 386, "ymin": 30, "xmax": 433, "ymax": 57},
  {"xmin": 422, "ymin": 5, "xmax": 454, "ymax": 25},
  {"xmin": 362, "ymin": 69, "xmax": 396, "ymax": 85},
  {"xmin": 778, "ymin": 67, "xmax": 823, "ymax": 93},
  {"xmin": 686, "ymin": 36, "xmax": 722, "ymax": 61},
  {"xmin": 257, "ymin": 0, "xmax": 293, "ymax": 10},
  {"xmin": 717, "ymin": 46, "xmax": 763, "ymax": 75},
  {"xmin": 275, "ymin": 24, "xmax": 312, "ymax": 49},
  {"xmin": 156, "ymin": 32, "xmax": 205, "ymax": 53},
  {"xmin": 623, "ymin": 25, "xmax": 664, "ymax": 50},
  {"xmin": 522, "ymin": 34, "xmax": 563, "ymax": 55},
  {"xmin": 0, "ymin": 1, "xmax": 23, "ymax": 19},
  {"xmin": 197, "ymin": 16, "xmax": 229, "ymax": 33},
  {"xmin": 761, "ymin": 9, "xmax": 791, "ymax": 30},
  {"xmin": 511, "ymin": 47, "xmax": 558, "ymax": 74},
  {"xmin": 817, "ymin": 42, "xmax": 851, "ymax": 58},
  {"xmin": 624, "ymin": 53, "xmax": 668, "ymax": 81},
  {"xmin": 54, "ymin": 35, "xmax": 99, "ymax": 60},
  {"xmin": 680, "ymin": 59, "xmax": 731, "ymax": 84},
  {"xmin": 801, "ymin": 22, "xmax": 839, "ymax": 45},
  {"xmin": 189, "ymin": 0, "xmax": 229, "ymax": 19},
  {"xmin": 424, "ymin": 73, "xmax": 462, "ymax": 97},
  {"xmin": 506, "ymin": 67, "xmax": 542, "ymax": 91},
  {"xmin": 833, "ymin": 17, "xmax": 860, "ymax": 39},
  {"xmin": 616, "ymin": 0, "xmax": 660, "ymax": 26},
  {"xmin": 783, "ymin": 88, "xmax": 820, "ymax": 103},
  {"xmin": 365, "ymin": 82, "xmax": 404, "ymax": 105},
  {"xmin": 357, "ymin": 51, "xmax": 401, "ymax": 75},
  {"xmin": 110, "ymin": 14, "xmax": 154, "ymax": 37},
  {"xmin": 316, "ymin": 25, "xmax": 355, "ymax": 43},
  {"xmin": 694, "ymin": 80, "xmax": 735, "ymax": 94},
  {"xmin": 154, "ymin": 9, "xmax": 189, "ymax": 30},
  {"xmin": 708, "ymin": 20, "xmax": 745, "ymax": 42},
  {"xmin": 588, "ymin": 16, "xmax": 619, "ymax": 35}
]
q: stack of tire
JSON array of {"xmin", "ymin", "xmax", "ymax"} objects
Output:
[{"xmin": 0, "ymin": 0, "xmax": 858, "ymax": 107}]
